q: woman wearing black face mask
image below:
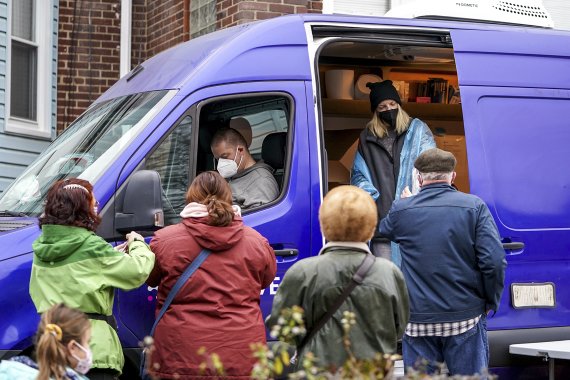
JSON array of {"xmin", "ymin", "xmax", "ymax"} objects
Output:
[{"xmin": 350, "ymin": 80, "xmax": 435, "ymax": 265}]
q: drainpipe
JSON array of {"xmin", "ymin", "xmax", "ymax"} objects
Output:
[
  {"xmin": 183, "ymin": 0, "xmax": 190, "ymax": 41},
  {"xmin": 120, "ymin": 0, "xmax": 132, "ymax": 77}
]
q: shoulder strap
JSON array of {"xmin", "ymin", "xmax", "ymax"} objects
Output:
[
  {"xmin": 149, "ymin": 248, "xmax": 211, "ymax": 336},
  {"xmin": 297, "ymin": 253, "xmax": 375, "ymax": 352}
]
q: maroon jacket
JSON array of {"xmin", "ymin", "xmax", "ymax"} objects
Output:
[{"xmin": 147, "ymin": 216, "xmax": 276, "ymax": 379}]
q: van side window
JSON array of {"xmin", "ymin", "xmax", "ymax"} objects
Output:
[
  {"xmin": 197, "ymin": 94, "xmax": 290, "ymax": 212},
  {"xmin": 145, "ymin": 115, "xmax": 192, "ymax": 225}
]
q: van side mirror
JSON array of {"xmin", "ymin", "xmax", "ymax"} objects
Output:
[{"xmin": 115, "ymin": 170, "xmax": 164, "ymax": 233}]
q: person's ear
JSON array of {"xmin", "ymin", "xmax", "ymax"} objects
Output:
[
  {"xmin": 451, "ymin": 172, "xmax": 457, "ymax": 184},
  {"xmin": 67, "ymin": 340, "xmax": 77, "ymax": 355},
  {"xmin": 417, "ymin": 174, "xmax": 423, "ymax": 187}
]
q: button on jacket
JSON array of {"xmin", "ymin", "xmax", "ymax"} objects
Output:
[{"xmin": 380, "ymin": 183, "xmax": 506, "ymax": 323}]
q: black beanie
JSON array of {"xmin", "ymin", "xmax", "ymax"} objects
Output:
[{"xmin": 367, "ymin": 80, "xmax": 402, "ymax": 112}]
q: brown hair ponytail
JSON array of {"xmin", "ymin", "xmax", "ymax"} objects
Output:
[
  {"xmin": 186, "ymin": 171, "xmax": 235, "ymax": 227},
  {"xmin": 35, "ymin": 304, "xmax": 90, "ymax": 380},
  {"xmin": 205, "ymin": 194, "xmax": 234, "ymax": 227}
]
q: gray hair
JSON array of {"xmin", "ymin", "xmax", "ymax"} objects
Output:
[{"xmin": 419, "ymin": 171, "xmax": 453, "ymax": 182}]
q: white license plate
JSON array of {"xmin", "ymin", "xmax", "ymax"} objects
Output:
[{"xmin": 511, "ymin": 283, "xmax": 556, "ymax": 309}]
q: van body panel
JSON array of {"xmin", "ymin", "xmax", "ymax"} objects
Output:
[
  {"xmin": 111, "ymin": 81, "xmax": 315, "ymax": 340},
  {"xmin": 459, "ymin": 85, "xmax": 570, "ymax": 331},
  {"xmin": 0, "ymin": 225, "xmax": 37, "ymax": 352},
  {"xmin": 305, "ymin": 82, "xmax": 326, "ymax": 258},
  {"xmin": 98, "ymin": 17, "xmax": 311, "ymax": 104},
  {"xmin": 454, "ymin": 28, "xmax": 570, "ymax": 335},
  {"xmin": 0, "ymin": 222, "xmax": 38, "ymax": 259},
  {"xmin": 452, "ymin": 29, "xmax": 570, "ymax": 89}
]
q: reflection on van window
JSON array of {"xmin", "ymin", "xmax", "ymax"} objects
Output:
[
  {"xmin": 146, "ymin": 115, "xmax": 193, "ymax": 225},
  {"xmin": 0, "ymin": 90, "xmax": 174, "ymax": 216}
]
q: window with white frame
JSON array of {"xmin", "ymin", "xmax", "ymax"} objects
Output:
[
  {"xmin": 7, "ymin": 0, "xmax": 52, "ymax": 138},
  {"xmin": 190, "ymin": 0, "xmax": 216, "ymax": 38}
]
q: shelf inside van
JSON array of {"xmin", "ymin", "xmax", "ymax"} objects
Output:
[{"xmin": 322, "ymin": 99, "xmax": 463, "ymax": 121}]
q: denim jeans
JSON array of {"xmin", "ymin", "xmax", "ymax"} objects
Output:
[{"xmin": 402, "ymin": 316, "xmax": 489, "ymax": 376}]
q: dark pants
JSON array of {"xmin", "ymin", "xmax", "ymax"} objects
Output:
[
  {"xmin": 371, "ymin": 240, "xmax": 392, "ymax": 260},
  {"xmin": 403, "ymin": 317, "xmax": 489, "ymax": 376},
  {"xmin": 87, "ymin": 368, "xmax": 120, "ymax": 380}
]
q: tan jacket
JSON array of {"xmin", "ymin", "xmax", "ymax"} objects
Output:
[{"xmin": 267, "ymin": 243, "xmax": 410, "ymax": 369}]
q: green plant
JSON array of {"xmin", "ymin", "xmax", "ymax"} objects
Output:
[
  {"xmin": 141, "ymin": 306, "xmax": 497, "ymax": 380},
  {"xmin": 197, "ymin": 346, "xmax": 225, "ymax": 376}
]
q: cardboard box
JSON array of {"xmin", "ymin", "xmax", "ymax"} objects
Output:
[{"xmin": 433, "ymin": 134, "xmax": 470, "ymax": 193}]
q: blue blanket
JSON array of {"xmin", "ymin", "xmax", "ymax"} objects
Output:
[{"xmin": 351, "ymin": 119, "xmax": 436, "ymax": 266}]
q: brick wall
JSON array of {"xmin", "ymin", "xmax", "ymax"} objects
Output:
[
  {"xmin": 57, "ymin": 0, "xmax": 321, "ymax": 132},
  {"xmin": 217, "ymin": 0, "xmax": 323, "ymax": 29},
  {"xmin": 146, "ymin": 1, "xmax": 188, "ymax": 59},
  {"xmin": 57, "ymin": 0, "xmax": 121, "ymax": 131}
]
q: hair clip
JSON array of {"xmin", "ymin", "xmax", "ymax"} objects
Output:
[
  {"xmin": 45, "ymin": 323, "xmax": 63, "ymax": 341},
  {"xmin": 63, "ymin": 184, "xmax": 89, "ymax": 193}
]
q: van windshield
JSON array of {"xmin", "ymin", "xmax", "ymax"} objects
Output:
[{"xmin": 0, "ymin": 90, "xmax": 175, "ymax": 217}]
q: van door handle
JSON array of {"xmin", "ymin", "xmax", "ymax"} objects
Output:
[
  {"xmin": 274, "ymin": 249, "xmax": 299, "ymax": 257},
  {"xmin": 502, "ymin": 242, "xmax": 525, "ymax": 250}
]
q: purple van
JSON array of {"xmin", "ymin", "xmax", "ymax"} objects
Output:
[{"xmin": 1, "ymin": 14, "xmax": 569, "ymax": 378}]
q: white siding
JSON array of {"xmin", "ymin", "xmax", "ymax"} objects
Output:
[{"xmin": 0, "ymin": 0, "xmax": 57, "ymax": 193}]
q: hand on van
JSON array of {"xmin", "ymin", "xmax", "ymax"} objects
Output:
[
  {"xmin": 401, "ymin": 186, "xmax": 412, "ymax": 199},
  {"xmin": 126, "ymin": 231, "xmax": 145, "ymax": 246}
]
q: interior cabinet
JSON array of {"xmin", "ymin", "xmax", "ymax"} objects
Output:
[{"xmin": 322, "ymin": 99, "xmax": 462, "ymax": 121}]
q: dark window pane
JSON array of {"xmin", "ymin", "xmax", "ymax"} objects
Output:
[
  {"xmin": 12, "ymin": 0, "xmax": 34, "ymax": 41},
  {"xmin": 11, "ymin": 41, "xmax": 37, "ymax": 121}
]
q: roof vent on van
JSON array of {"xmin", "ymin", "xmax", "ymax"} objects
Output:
[{"xmin": 385, "ymin": 0, "xmax": 554, "ymax": 29}]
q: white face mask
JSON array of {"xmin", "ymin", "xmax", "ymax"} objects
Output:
[
  {"xmin": 217, "ymin": 147, "xmax": 243, "ymax": 179},
  {"xmin": 71, "ymin": 341, "xmax": 93, "ymax": 375}
]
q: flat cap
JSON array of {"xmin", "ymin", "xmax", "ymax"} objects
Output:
[{"xmin": 414, "ymin": 148, "xmax": 457, "ymax": 173}]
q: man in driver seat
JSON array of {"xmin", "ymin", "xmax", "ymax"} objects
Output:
[{"xmin": 211, "ymin": 128, "xmax": 279, "ymax": 210}]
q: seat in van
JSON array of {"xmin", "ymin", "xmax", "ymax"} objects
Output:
[{"xmin": 261, "ymin": 132, "xmax": 286, "ymax": 188}]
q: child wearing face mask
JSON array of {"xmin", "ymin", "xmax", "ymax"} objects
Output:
[
  {"xmin": 350, "ymin": 80, "xmax": 436, "ymax": 265},
  {"xmin": 0, "ymin": 303, "xmax": 91, "ymax": 380}
]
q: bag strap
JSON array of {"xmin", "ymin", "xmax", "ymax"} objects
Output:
[
  {"xmin": 297, "ymin": 252, "xmax": 375, "ymax": 353},
  {"xmin": 149, "ymin": 248, "xmax": 211, "ymax": 336}
]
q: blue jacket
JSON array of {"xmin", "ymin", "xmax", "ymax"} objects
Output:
[
  {"xmin": 0, "ymin": 356, "xmax": 88, "ymax": 380},
  {"xmin": 351, "ymin": 119, "xmax": 435, "ymax": 266},
  {"xmin": 379, "ymin": 183, "xmax": 506, "ymax": 323}
]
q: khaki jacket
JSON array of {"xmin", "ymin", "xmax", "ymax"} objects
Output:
[{"xmin": 267, "ymin": 243, "xmax": 409, "ymax": 369}]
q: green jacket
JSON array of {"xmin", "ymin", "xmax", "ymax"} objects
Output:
[
  {"xmin": 267, "ymin": 243, "xmax": 409, "ymax": 369},
  {"xmin": 30, "ymin": 225, "xmax": 155, "ymax": 374}
]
